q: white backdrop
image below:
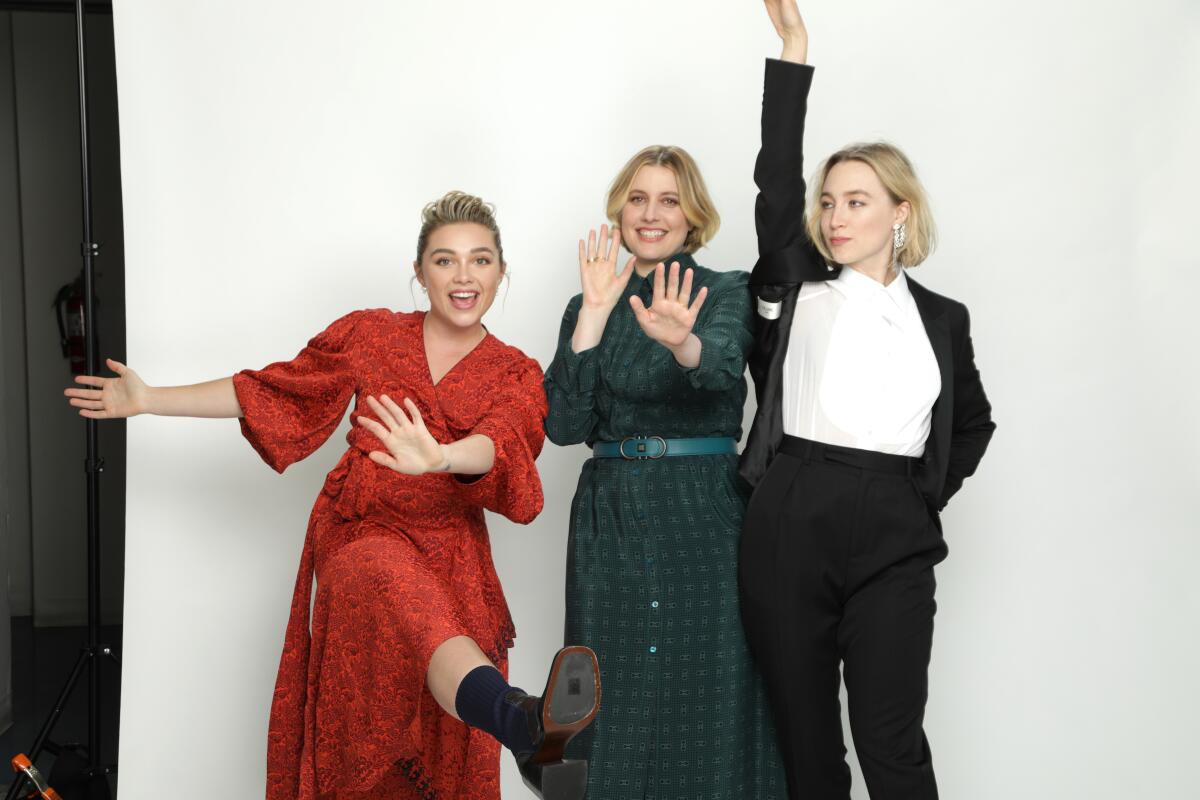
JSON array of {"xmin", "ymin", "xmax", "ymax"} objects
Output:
[{"xmin": 111, "ymin": 1, "xmax": 1199, "ymax": 797}]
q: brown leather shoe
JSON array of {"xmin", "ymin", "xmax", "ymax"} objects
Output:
[{"xmin": 507, "ymin": 646, "xmax": 601, "ymax": 800}]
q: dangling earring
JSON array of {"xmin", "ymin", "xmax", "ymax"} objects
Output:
[{"xmin": 891, "ymin": 222, "xmax": 907, "ymax": 271}]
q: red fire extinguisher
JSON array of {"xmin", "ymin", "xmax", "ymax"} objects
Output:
[{"xmin": 53, "ymin": 274, "xmax": 87, "ymax": 375}]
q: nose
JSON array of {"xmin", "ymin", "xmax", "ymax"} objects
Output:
[
  {"xmin": 828, "ymin": 202, "xmax": 847, "ymax": 230},
  {"xmin": 639, "ymin": 201, "xmax": 659, "ymax": 222},
  {"xmin": 451, "ymin": 260, "xmax": 472, "ymax": 282}
]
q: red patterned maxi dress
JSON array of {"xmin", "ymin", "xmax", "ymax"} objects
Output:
[{"xmin": 231, "ymin": 309, "xmax": 547, "ymax": 800}]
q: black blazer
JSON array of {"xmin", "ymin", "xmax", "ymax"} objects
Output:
[{"xmin": 739, "ymin": 59, "xmax": 996, "ymax": 516}]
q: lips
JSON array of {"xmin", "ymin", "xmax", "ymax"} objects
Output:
[
  {"xmin": 636, "ymin": 228, "xmax": 668, "ymax": 243},
  {"xmin": 829, "ymin": 237, "xmax": 851, "ymax": 246},
  {"xmin": 449, "ymin": 291, "xmax": 479, "ymax": 310}
]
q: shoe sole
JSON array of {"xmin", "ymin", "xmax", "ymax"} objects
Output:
[{"xmin": 533, "ymin": 645, "xmax": 601, "ymax": 766}]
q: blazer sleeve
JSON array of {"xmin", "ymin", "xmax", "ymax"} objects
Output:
[
  {"xmin": 750, "ymin": 59, "xmax": 827, "ymax": 291},
  {"xmin": 939, "ymin": 307, "xmax": 996, "ymax": 509}
]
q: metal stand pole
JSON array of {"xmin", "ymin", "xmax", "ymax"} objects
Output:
[{"xmin": 5, "ymin": 1, "xmax": 118, "ymax": 796}]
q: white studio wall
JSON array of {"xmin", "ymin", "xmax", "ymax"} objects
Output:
[{"xmin": 110, "ymin": 1, "xmax": 1199, "ymax": 798}]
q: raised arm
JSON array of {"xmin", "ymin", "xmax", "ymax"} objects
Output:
[
  {"xmin": 65, "ymin": 358, "xmax": 242, "ymax": 419},
  {"xmin": 754, "ymin": 0, "xmax": 817, "ymax": 268}
]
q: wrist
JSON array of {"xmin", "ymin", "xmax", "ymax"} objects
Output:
[
  {"xmin": 139, "ymin": 386, "xmax": 156, "ymax": 416},
  {"xmin": 433, "ymin": 445, "xmax": 451, "ymax": 473}
]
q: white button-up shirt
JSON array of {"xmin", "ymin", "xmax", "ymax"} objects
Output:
[{"xmin": 782, "ymin": 266, "xmax": 941, "ymax": 457}]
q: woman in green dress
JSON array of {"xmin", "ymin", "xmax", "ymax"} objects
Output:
[{"xmin": 544, "ymin": 144, "xmax": 785, "ymax": 795}]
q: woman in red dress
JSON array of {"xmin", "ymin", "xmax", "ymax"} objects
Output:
[{"xmin": 65, "ymin": 192, "xmax": 600, "ymax": 800}]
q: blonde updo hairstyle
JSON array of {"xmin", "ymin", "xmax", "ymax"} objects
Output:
[
  {"xmin": 605, "ymin": 145, "xmax": 720, "ymax": 254},
  {"xmin": 415, "ymin": 190, "xmax": 506, "ymax": 270},
  {"xmin": 807, "ymin": 142, "xmax": 937, "ymax": 269}
]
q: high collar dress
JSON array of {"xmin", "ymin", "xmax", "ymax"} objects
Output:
[
  {"xmin": 544, "ymin": 254, "xmax": 786, "ymax": 799},
  {"xmin": 232, "ymin": 309, "xmax": 547, "ymax": 800}
]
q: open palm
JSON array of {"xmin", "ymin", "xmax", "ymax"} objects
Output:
[
  {"xmin": 579, "ymin": 224, "xmax": 635, "ymax": 312},
  {"xmin": 356, "ymin": 395, "xmax": 446, "ymax": 475},
  {"xmin": 629, "ymin": 262, "xmax": 708, "ymax": 349},
  {"xmin": 64, "ymin": 358, "xmax": 147, "ymax": 419}
]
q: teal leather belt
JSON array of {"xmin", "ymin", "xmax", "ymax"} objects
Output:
[{"xmin": 592, "ymin": 436, "xmax": 738, "ymax": 460}]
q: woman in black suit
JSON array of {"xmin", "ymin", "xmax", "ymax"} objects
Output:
[{"xmin": 738, "ymin": 3, "xmax": 996, "ymax": 799}]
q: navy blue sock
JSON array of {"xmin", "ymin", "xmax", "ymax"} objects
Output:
[{"xmin": 454, "ymin": 665, "xmax": 536, "ymax": 755}]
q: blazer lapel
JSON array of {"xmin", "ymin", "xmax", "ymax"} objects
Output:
[{"xmin": 909, "ymin": 278, "xmax": 953, "ymax": 504}]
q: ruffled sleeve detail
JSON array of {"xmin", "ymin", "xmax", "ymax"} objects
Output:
[
  {"xmin": 453, "ymin": 355, "xmax": 547, "ymax": 524},
  {"xmin": 233, "ymin": 311, "xmax": 363, "ymax": 473}
]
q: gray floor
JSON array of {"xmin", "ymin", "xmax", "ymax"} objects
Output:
[{"xmin": 1, "ymin": 618, "xmax": 121, "ymax": 797}]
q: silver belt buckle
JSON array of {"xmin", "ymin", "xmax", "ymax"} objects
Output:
[{"xmin": 618, "ymin": 436, "xmax": 667, "ymax": 460}]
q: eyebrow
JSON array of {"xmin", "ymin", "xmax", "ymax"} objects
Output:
[
  {"xmin": 430, "ymin": 247, "xmax": 496, "ymax": 256},
  {"xmin": 820, "ymin": 189, "xmax": 872, "ymax": 198}
]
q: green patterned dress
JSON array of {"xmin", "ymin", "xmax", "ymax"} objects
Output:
[{"xmin": 545, "ymin": 252, "xmax": 785, "ymax": 799}]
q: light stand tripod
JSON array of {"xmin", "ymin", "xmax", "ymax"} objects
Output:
[{"xmin": 6, "ymin": 0, "xmax": 119, "ymax": 797}]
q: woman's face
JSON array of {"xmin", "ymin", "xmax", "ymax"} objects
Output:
[
  {"xmin": 618, "ymin": 165, "xmax": 691, "ymax": 267},
  {"xmin": 414, "ymin": 222, "xmax": 504, "ymax": 331},
  {"xmin": 819, "ymin": 159, "xmax": 908, "ymax": 271}
]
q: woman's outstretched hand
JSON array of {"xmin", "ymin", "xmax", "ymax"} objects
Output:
[
  {"xmin": 357, "ymin": 394, "xmax": 449, "ymax": 475},
  {"xmin": 764, "ymin": 0, "xmax": 808, "ymax": 64},
  {"xmin": 579, "ymin": 224, "xmax": 636, "ymax": 312},
  {"xmin": 64, "ymin": 358, "xmax": 148, "ymax": 419},
  {"xmin": 629, "ymin": 261, "xmax": 708, "ymax": 350}
]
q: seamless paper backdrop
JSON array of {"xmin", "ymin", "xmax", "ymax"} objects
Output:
[{"xmin": 111, "ymin": 1, "xmax": 1199, "ymax": 797}]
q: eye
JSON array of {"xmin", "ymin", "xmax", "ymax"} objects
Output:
[
  {"xmin": 849, "ymin": 200, "xmax": 865, "ymax": 208},
  {"xmin": 628, "ymin": 195, "xmax": 645, "ymax": 205},
  {"xmin": 662, "ymin": 197, "xmax": 678, "ymax": 207},
  {"xmin": 474, "ymin": 256, "xmax": 492, "ymax": 266},
  {"xmin": 435, "ymin": 257, "xmax": 453, "ymax": 267},
  {"xmin": 820, "ymin": 200, "xmax": 834, "ymax": 210}
]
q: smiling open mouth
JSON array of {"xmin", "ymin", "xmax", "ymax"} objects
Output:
[{"xmin": 449, "ymin": 291, "xmax": 479, "ymax": 310}]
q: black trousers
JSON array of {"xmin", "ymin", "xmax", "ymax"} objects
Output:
[{"xmin": 739, "ymin": 436, "xmax": 948, "ymax": 800}]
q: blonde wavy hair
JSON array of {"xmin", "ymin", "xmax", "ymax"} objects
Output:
[
  {"xmin": 605, "ymin": 146, "xmax": 720, "ymax": 253},
  {"xmin": 807, "ymin": 142, "xmax": 937, "ymax": 269},
  {"xmin": 416, "ymin": 190, "xmax": 505, "ymax": 266}
]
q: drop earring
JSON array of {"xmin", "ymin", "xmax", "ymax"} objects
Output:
[{"xmin": 891, "ymin": 222, "xmax": 907, "ymax": 271}]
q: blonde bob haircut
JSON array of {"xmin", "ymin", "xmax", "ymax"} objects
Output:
[
  {"xmin": 605, "ymin": 145, "xmax": 720, "ymax": 254},
  {"xmin": 807, "ymin": 142, "xmax": 937, "ymax": 269}
]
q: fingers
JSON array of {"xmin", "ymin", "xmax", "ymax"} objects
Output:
[
  {"xmin": 65, "ymin": 387, "xmax": 102, "ymax": 400},
  {"xmin": 666, "ymin": 262, "xmax": 681, "ymax": 301},
  {"xmin": 610, "ymin": 227, "xmax": 623, "ymax": 261},
  {"xmin": 578, "ymin": 238, "xmax": 587, "ymax": 270},
  {"xmin": 598, "ymin": 224, "xmax": 611, "ymax": 263},
  {"xmin": 367, "ymin": 450, "xmax": 398, "ymax": 470},
  {"xmin": 68, "ymin": 397, "xmax": 105, "ymax": 411},
  {"xmin": 616, "ymin": 255, "xmax": 637, "ymax": 287},
  {"xmin": 379, "ymin": 394, "xmax": 413, "ymax": 427},
  {"xmin": 73, "ymin": 375, "xmax": 107, "ymax": 388},
  {"xmin": 402, "ymin": 398, "xmax": 428, "ymax": 432},
  {"xmin": 628, "ymin": 295, "xmax": 652, "ymax": 326},
  {"xmin": 678, "ymin": 267, "xmax": 694, "ymax": 305},
  {"xmin": 652, "ymin": 262, "xmax": 665, "ymax": 305},
  {"xmin": 586, "ymin": 229, "xmax": 598, "ymax": 263},
  {"xmin": 78, "ymin": 408, "xmax": 110, "ymax": 420},
  {"xmin": 106, "ymin": 358, "xmax": 128, "ymax": 376},
  {"xmin": 688, "ymin": 286, "xmax": 710, "ymax": 320},
  {"xmin": 355, "ymin": 414, "xmax": 390, "ymax": 441},
  {"xmin": 365, "ymin": 395, "xmax": 401, "ymax": 431}
]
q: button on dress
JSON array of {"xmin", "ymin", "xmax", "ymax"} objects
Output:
[
  {"xmin": 233, "ymin": 309, "xmax": 547, "ymax": 800},
  {"xmin": 545, "ymin": 254, "xmax": 785, "ymax": 799}
]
